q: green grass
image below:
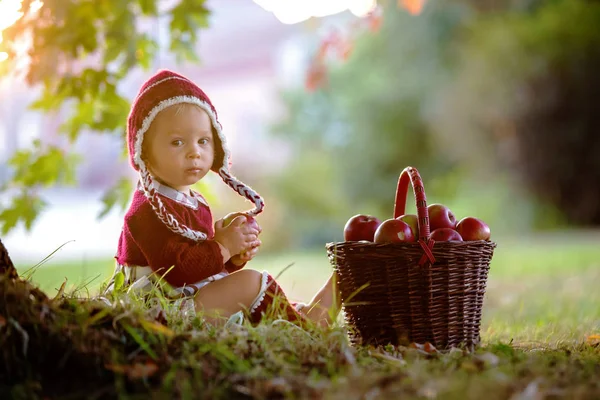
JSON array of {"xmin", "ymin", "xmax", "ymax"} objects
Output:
[
  {"xmin": 6, "ymin": 230, "xmax": 600, "ymax": 399},
  {"xmin": 15, "ymin": 231, "xmax": 600, "ymax": 345}
]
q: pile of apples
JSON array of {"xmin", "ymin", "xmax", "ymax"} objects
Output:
[{"xmin": 343, "ymin": 204, "xmax": 491, "ymax": 243}]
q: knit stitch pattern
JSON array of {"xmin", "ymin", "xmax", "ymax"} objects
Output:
[{"xmin": 116, "ymin": 189, "xmax": 243, "ymax": 288}]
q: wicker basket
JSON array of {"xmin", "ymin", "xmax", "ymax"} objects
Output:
[{"xmin": 326, "ymin": 166, "xmax": 496, "ymax": 350}]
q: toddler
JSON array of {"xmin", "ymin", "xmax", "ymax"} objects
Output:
[{"xmin": 106, "ymin": 70, "xmax": 340, "ymax": 327}]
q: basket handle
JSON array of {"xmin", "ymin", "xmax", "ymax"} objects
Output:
[
  {"xmin": 393, "ymin": 166, "xmax": 430, "ymax": 240},
  {"xmin": 393, "ymin": 166, "xmax": 436, "ymax": 265}
]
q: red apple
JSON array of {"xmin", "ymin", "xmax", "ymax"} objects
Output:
[
  {"xmin": 427, "ymin": 204, "xmax": 457, "ymax": 231},
  {"xmin": 397, "ymin": 214, "xmax": 419, "ymax": 238},
  {"xmin": 223, "ymin": 212, "xmax": 260, "ymax": 232},
  {"xmin": 344, "ymin": 214, "xmax": 382, "ymax": 242},
  {"xmin": 430, "ymin": 227, "xmax": 463, "ymax": 242},
  {"xmin": 374, "ymin": 218, "xmax": 415, "ymax": 243},
  {"xmin": 456, "ymin": 217, "xmax": 491, "ymax": 241}
]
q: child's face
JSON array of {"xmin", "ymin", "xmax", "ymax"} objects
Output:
[{"xmin": 144, "ymin": 104, "xmax": 215, "ymax": 192}]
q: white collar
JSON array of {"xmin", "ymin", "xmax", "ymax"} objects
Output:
[{"xmin": 138, "ymin": 180, "xmax": 208, "ymax": 209}]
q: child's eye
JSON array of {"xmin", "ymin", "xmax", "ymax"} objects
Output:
[
  {"xmin": 199, "ymin": 138, "xmax": 210, "ymax": 145},
  {"xmin": 171, "ymin": 140, "xmax": 184, "ymax": 146}
]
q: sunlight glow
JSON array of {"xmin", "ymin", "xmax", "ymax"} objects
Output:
[
  {"xmin": 0, "ymin": 0, "xmax": 43, "ymax": 64},
  {"xmin": 30, "ymin": 0, "xmax": 43, "ymax": 13},
  {"xmin": 254, "ymin": 0, "xmax": 378, "ymax": 24},
  {"xmin": 0, "ymin": 0, "xmax": 24, "ymax": 31}
]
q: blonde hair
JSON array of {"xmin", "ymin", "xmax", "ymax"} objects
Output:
[{"xmin": 172, "ymin": 102, "xmax": 203, "ymax": 117}]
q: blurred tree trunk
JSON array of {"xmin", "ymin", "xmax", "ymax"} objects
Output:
[{"xmin": 513, "ymin": 53, "xmax": 600, "ymax": 225}]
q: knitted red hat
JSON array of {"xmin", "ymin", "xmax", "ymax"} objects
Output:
[{"xmin": 127, "ymin": 70, "xmax": 264, "ymax": 241}]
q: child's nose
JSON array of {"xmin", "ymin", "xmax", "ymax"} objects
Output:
[{"xmin": 187, "ymin": 143, "xmax": 203, "ymax": 158}]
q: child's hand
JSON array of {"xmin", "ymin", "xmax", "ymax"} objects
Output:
[
  {"xmin": 214, "ymin": 216, "xmax": 260, "ymax": 260},
  {"xmin": 230, "ymin": 239, "xmax": 262, "ymax": 265}
]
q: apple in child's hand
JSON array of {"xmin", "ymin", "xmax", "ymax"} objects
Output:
[
  {"xmin": 427, "ymin": 204, "xmax": 457, "ymax": 231},
  {"xmin": 223, "ymin": 212, "xmax": 244, "ymax": 226},
  {"xmin": 222, "ymin": 212, "xmax": 261, "ymax": 257},
  {"xmin": 456, "ymin": 217, "xmax": 491, "ymax": 241},
  {"xmin": 374, "ymin": 219, "xmax": 415, "ymax": 243},
  {"xmin": 429, "ymin": 227, "xmax": 463, "ymax": 242},
  {"xmin": 397, "ymin": 214, "xmax": 419, "ymax": 238},
  {"xmin": 344, "ymin": 214, "xmax": 382, "ymax": 242},
  {"xmin": 223, "ymin": 212, "xmax": 260, "ymax": 232}
]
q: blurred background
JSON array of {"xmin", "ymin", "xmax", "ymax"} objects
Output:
[{"xmin": 0, "ymin": 0, "xmax": 598, "ymax": 341}]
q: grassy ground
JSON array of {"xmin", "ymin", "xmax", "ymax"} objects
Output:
[
  {"xmin": 6, "ymin": 231, "xmax": 600, "ymax": 398},
  {"xmin": 15, "ymin": 230, "xmax": 600, "ymax": 344}
]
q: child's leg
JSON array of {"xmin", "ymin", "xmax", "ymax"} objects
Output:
[
  {"xmin": 193, "ymin": 269, "xmax": 263, "ymax": 325},
  {"xmin": 193, "ymin": 269, "xmax": 340, "ymax": 328},
  {"xmin": 193, "ymin": 269, "xmax": 305, "ymax": 326},
  {"xmin": 247, "ymin": 272, "xmax": 305, "ymax": 325},
  {"xmin": 304, "ymin": 272, "xmax": 342, "ymax": 327},
  {"xmin": 194, "ymin": 269, "xmax": 305, "ymax": 325}
]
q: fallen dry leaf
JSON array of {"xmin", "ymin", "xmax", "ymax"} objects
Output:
[
  {"xmin": 423, "ymin": 342, "xmax": 438, "ymax": 354},
  {"xmin": 105, "ymin": 361, "xmax": 159, "ymax": 379},
  {"xmin": 139, "ymin": 319, "xmax": 175, "ymax": 338},
  {"xmin": 586, "ymin": 334, "xmax": 600, "ymax": 346},
  {"xmin": 409, "ymin": 342, "xmax": 424, "ymax": 350}
]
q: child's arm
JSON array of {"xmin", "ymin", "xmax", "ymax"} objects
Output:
[
  {"xmin": 225, "ymin": 240, "xmax": 261, "ymax": 273},
  {"xmin": 125, "ymin": 209, "xmax": 256, "ymax": 288}
]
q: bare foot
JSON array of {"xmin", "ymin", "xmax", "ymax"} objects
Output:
[{"xmin": 304, "ymin": 272, "xmax": 342, "ymax": 327}]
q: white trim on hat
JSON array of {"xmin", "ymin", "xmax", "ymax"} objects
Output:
[
  {"xmin": 137, "ymin": 76, "xmax": 192, "ymax": 100},
  {"xmin": 133, "ymin": 95, "xmax": 264, "ymax": 242},
  {"xmin": 133, "ymin": 96, "xmax": 223, "ymax": 171}
]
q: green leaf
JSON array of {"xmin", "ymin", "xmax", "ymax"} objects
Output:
[
  {"xmin": 113, "ymin": 271, "xmax": 125, "ymax": 292},
  {"xmin": 0, "ymin": 192, "xmax": 47, "ymax": 235},
  {"xmin": 29, "ymin": 86, "xmax": 67, "ymax": 111},
  {"xmin": 169, "ymin": 38, "xmax": 199, "ymax": 63},
  {"xmin": 0, "ymin": 206, "xmax": 20, "ymax": 235},
  {"xmin": 169, "ymin": 0, "xmax": 209, "ymax": 62},
  {"xmin": 137, "ymin": 0, "xmax": 158, "ymax": 15},
  {"xmin": 61, "ymin": 101, "xmax": 96, "ymax": 142},
  {"xmin": 23, "ymin": 195, "xmax": 46, "ymax": 231},
  {"xmin": 9, "ymin": 145, "xmax": 81, "ymax": 187},
  {"xmin": 135, "ymin": 36, "xmax": 159, "ymax": 69}
]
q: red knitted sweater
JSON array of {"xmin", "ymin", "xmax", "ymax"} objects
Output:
[{"xmin": 115, "ymin": 188, "xmax": 244, "ymax": 287}]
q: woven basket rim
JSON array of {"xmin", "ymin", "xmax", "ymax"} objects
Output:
[{"xmin": 326, "ymin": 240, "xmax": 497, "ymax": 249}]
